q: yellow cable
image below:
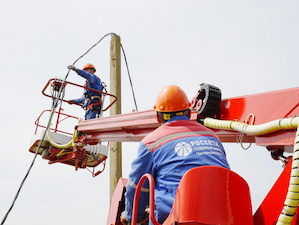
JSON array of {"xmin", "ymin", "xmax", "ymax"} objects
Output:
[
  {"xmin": 56, "ymin": 149, "xmax": 73, "ymax": 157},
  {"xmin": 45, "ymin": 112, "xmax": 77, "ymax": 149},
  {"xmin": 277, "ymin": 126, "xmax": 299, "ymax": 225},
  {"xmin": 56, "ymin": 149, "xmax": 65, "ymax": 157},
  {"xmin": 237, "ymin": 113, "xmax": 255, "ymax": 150},
  {"xmin": 203, "ymin": 117, "xmax": 299, "ymax": 136},
  {"xmin": 203, "ymin": 116, "xmax": 299, "ymax": 224}
]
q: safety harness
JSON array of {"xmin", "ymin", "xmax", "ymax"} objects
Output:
[
  {"xmin": 85, "ymin": 95, "xmax": 102, "ymax": 111},
  {"xmin": 83, "ymin": 77, "xmax": 103, "ymax": 112}
]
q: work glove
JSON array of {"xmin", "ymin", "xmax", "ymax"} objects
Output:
[
  {"xmin": 120, "ymin": 210, "xmax": 149, "ymax": 225},
  {"xmin": 120, "ymin": 211, "xmax": 127, "ymax": 224},
  {"xmin": 68, "ymin": 99, "xmax": 77, "ymax": 104},
  {"xmin": 67, "ymin": 65, "xmax": 78, "ymax": 72}
]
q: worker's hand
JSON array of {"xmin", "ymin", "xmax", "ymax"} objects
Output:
[
  {"xmin": 120, "ymin": 211, "xmax": 128, "ymax": 224},
  {"xmin": 67, "ymin": 65, "xmax": 78, "ymax": 72},
  {"xmin": 139, "ymin": 210, "xmax": 149, "ymax": 225},
  {"xmin": 120, "ymin": 210, "xmax": 149, "ymax": 225},
  {"xmin": 68, "ymin": 99, "xmax": 77, "ymax": 104}
]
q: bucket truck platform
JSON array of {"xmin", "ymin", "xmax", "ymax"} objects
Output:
[{"xmin": 29, "ymin": 129, "xmax": 108, "ymax": 168}]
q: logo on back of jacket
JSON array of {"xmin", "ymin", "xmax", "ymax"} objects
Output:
[{"xmin": 174, "ymin": 139, "xmax": 224, "ymax": 157}]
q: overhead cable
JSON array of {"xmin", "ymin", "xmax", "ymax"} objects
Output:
[{"xmin": 0, "ymin": 32, "xmax": 117, "ymax": 225}]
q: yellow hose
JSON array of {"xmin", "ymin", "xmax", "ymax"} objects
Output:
[
  {"xmin": 277, "ymin": 126, "xmax": 299, "ymax": 224},
  {"xmin": 46, "ymin": 128, "xmax": 77, "ymax": 149},
  {"xmin": 45, "ymin": 112, "xmax": 78, "ymax": 149},
  {"xmin": 203, "ymin": 117, "xmax": 298, "ymax": 136},
  {"xmin": 203, "ymin": 116, "xmax": 299, "ymax": 224}
]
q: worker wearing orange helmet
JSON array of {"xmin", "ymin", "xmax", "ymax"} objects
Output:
[
  {"xmin": 121, "ymin": 85, "xmax": 230, "ymax": 225},
  {"xmin": 68, "ymin": 63, "xmax": 103, "ymax": 120}
]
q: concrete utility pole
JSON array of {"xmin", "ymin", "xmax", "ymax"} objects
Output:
[{"xmin": 109, "ymin": 34, "xmax": 122, "ymax": 200}]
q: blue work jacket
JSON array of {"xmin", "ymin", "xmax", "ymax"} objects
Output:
[
  {"xmin": 73, "ymin": 69, "xmax": 103, "ymax": 119},
  {"xmin": 125, "ymin": 115, "xmax": 230, "ymax": 224}
]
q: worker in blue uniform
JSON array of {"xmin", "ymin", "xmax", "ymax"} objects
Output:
[
  {"xmin": 67, "ymin": 63, "xmax": 103, "ymax": 120},
  {"xmin": 121, "ymin": 85, "xmax": 230, "ymax": 225}
]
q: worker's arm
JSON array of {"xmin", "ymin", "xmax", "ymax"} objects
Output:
[
  {"xmin": 125, "ymin": 143, "xmax": 154, "ymax": 223},
  {"xmin": 76, "ymin": 69, "xmax": 96, "ymax": 84},
  {"xmin": 68, "ymin": 97, "xmax": 84, "ymax": 105},
  {"xmin": 67, "ymin": 65, "xmax": 102, "ymax": 94},
  {"xmin": 67, "ymin": 65, "xmax": 95, "ymax": 83}
]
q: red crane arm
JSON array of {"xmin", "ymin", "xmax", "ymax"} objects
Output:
[{"xmin": 76, "ymin": 87, "xmax": 299, "ymax": 150}]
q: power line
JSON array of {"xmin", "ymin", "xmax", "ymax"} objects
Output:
[
  {"xmin": 0, "ymin": 33, "xmax": 119, "ymax": 225},
  {"xmin": 121, "ymin": 43, "xmax": 138, "ymax": 111}
]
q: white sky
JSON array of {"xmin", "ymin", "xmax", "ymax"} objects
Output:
[{"xmin": 1, "ymin": 1, "xmax": 298, "ymax": 224}]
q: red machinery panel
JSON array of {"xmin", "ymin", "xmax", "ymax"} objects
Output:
[{"xmin": 164, "ymin": 166, "xmax": 253, "ymax": 225}]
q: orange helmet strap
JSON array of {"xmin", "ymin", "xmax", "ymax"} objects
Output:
[{"xmin": 157, "ymin": 109, "xmax": 190, "ymax": 124}]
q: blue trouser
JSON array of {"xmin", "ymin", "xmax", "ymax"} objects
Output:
[
  {"xmin": 85, "ymin": 110, "xmax": 99, "ymax": 120},
  {"xmin": 84, "ymin": 99, "xmax": 102, "ymax": 120}
]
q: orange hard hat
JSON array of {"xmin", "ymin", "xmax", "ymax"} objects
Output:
[
  {"xmin": 154, "ymin": 85, "xmax": 191, "ymax": 112},
  {"xmin": 83, "ymin": 63, "xmax": 96, "ymax": 72}
]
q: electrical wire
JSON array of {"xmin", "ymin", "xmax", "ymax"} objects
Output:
[
  {"xmin": 1, "ymin": 33, "xmax": 138, "ymax": 224},
  {"xmin": 121, "ymin": 44, "xmax": 138, "ymax": 111},
  {"xmin": 0, "ymin": 109, "xmax": 55, "ymax": 225},
  {"xmin": 0, "ymin": 33, "xmax": 117, "ymax": 225},
  {"xmin": 73, "ymin": 32, "xmax": 138, "ymax": 111}
]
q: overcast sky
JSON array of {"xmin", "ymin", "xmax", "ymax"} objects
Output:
[{"xmin": 1, "ymin": 1, "xmax": 298, "ymax": 224}]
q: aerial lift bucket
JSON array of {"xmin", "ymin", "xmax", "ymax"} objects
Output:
[
  {"xmin": 28, "ymin": 78, "xmax": 117, "ymax": 177},
  {"xmin": 163, "ymin": 166, "xmax": 253, "ymax": 225},
  {"xmin": 126, "ymin": 166, "xmax": 253, "ymax": 225}
]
